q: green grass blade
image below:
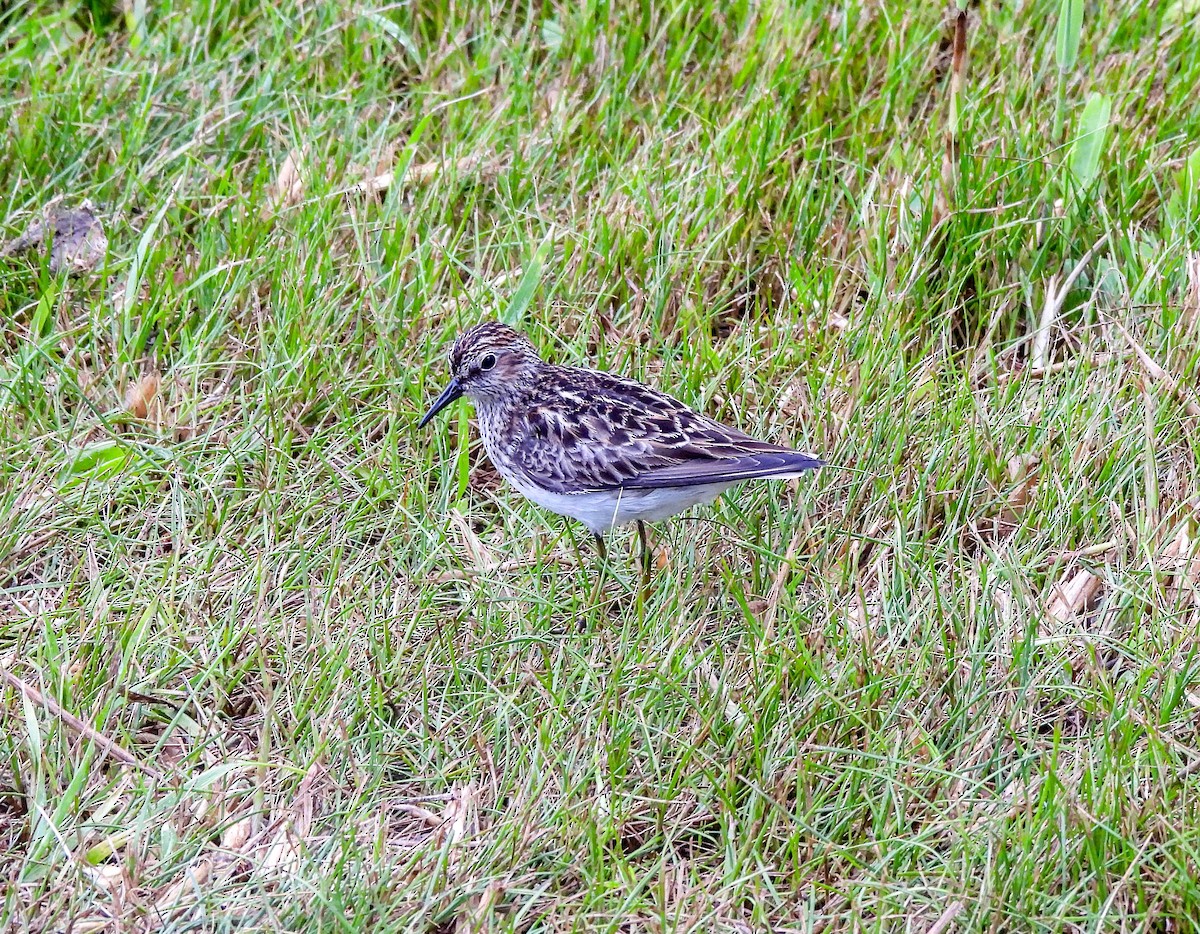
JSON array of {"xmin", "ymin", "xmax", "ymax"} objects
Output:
[{"xmin": 1068, "ymin": 92, "xmax": 1112, "ymax": 189}]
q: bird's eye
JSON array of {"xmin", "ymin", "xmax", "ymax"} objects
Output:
[{"xmin": 479, "ymin": 353, "xmax": 497, "ymax": 371}]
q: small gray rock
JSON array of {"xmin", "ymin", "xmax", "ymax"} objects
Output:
[{"xmin": 2, "ymin": 200, "xmax": 108, "ymax": 274}]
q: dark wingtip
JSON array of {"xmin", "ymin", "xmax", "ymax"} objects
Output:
[
  {"xmin": 617, "ymin": 449, "xmax": 826, "ymax": 490},
  {"xmin": 780, "ymin": 450, "xmax": 825, "ymax": 471}
]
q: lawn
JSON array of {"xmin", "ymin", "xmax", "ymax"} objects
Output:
[{"xmin": 3, "ymin": 0, "xmax": 1200, "ymax": 930}]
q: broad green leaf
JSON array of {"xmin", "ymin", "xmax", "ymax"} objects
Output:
[
  {"xmin": 31, "ymin": 286, "xmax": 56, "ymax": 338},
  {"xmin": 500, "ymin": 236, "xmax": 554, "ymax": 327},
  {"xmin": 21, "ymin": 687, "xmax": 42, "ymax": 764},
  {"xmin": 1056, "ymin": 0, "xmax": 1084, "ymax": 73},
  {"xmin": 1164, "ymin": 0, "xmax": 1200, "ymax": 28},
  {"xmin": 1094, "ymin": 257, "xmax": 1125, "ymax": 301},
  {"xmin": 5, "ymin": 9, "xmax": 82, "ymax": 68},
  {"xmin": 85, "ymin": 829, "xmax": 133, "ymax": 865},
  {"xmin": 384, "ymin": 112, "xmax": 432, "ymax": 194},
  {"xmin": 64, "ymin": 442, "xmax": 132, "ymax": 485},
  {"xmin": 0, "ymin": 362, "xmax": 13, "ymax": 411},
  {"xmin": 1164, "ymin": 146, "xmax": 1199, "ymax": 229},
  {"xmin": 542, "ymin": 19, "xmax": 564, "ymax": 51},
  {"xmin": 126, "ymin": 0, "xmax": 147, "ymax": 49},
  {"xmin": 1069, "ymin": 93, "xmax": 1111, "ymax": 188},
  {"xmin": 454, "ymin": 403, "xmax": 470, "ymax": 501},
  {"xmin": 1181, "ymin": 146, "xmax": 1200, "ymax": 201}
]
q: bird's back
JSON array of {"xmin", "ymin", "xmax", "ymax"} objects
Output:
[{"xmin": 493, "ymin": 362, "xmax": 822, "ymax": 494}]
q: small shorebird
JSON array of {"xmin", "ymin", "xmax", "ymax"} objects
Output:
[{"xmin": 419, "ymin": 321, "xmax": 823, "ymax": 587}]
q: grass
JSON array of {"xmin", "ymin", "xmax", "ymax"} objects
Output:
[{"xmin": 2, "ymin": 0, "xmax": 1200, "ymax": 930}]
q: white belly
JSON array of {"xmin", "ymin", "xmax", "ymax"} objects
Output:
[{"xmin": 504, "ymin": 473, "xmax": 732, "ymax": 534}]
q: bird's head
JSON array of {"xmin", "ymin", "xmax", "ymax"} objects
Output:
[{"xmin": 418, "ymin": 321, "xmax": 542, "ymax": 426}]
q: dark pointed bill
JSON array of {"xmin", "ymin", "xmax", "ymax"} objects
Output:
[{"xmin": 418, "ymin": 377, "xmax": 464, "ymax": 428}]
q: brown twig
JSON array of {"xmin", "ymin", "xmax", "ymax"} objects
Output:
[
  {"xmin": 0, "ymin": 664, "xmax": 162, "ymax": 779},
  {"xmin": 1031, "ymin": 233, "xmax": 1110, "ymax": 374},
  {"xmin": 936, "ymin": 7, "xmax": 969, "ymax": 221},
  {"xmin": 928, "ymin": 900, "xmax": 964, "ymax": 934}
]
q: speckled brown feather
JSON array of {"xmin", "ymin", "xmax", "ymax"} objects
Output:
[{"xmin": 442, "ymin": 322, "xmax": 823, "ymax": 495}]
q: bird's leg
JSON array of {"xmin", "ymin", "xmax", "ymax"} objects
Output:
[
  {"xmin": 590, "ymin": 532, "xmax": 608, "ymax": 606},
  {"xmin": 636, "ymin": 520, "xmax": 652, "ymax": 589}
]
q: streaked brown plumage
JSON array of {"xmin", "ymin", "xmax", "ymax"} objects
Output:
[{"xmin": 419, "ymin": 322, "xmax": 823, "ymax": 550}]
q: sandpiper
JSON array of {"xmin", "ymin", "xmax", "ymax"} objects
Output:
[{"xmin": 419, "ymin": 321, "xmax": 823, "ymax": 583}]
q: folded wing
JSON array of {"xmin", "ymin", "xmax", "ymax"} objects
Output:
[
  {"xmin": 510, "ymin": 368, "xmax": 823, "ymax": 494},
  {"xmin": 618, "ymin": 448, "xmax": 823, "ymax": 489}
]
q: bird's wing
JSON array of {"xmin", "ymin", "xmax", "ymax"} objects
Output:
[
  {"xmin": 509, "ymin": 368, "xmax": 823, "ymax": 494},
  {"xmin": 616, "ymin": 449, "xmax": 824, "ymax": 489}
]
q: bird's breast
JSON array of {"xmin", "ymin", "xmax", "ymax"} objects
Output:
[{"xmin": 474, "ymin": 403, "xmax": 527, "ymax": 475}]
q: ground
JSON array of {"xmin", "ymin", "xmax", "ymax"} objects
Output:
[{"xmin": 3, "ymin": 1, "xmax": 1200, "ymax": 931}]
